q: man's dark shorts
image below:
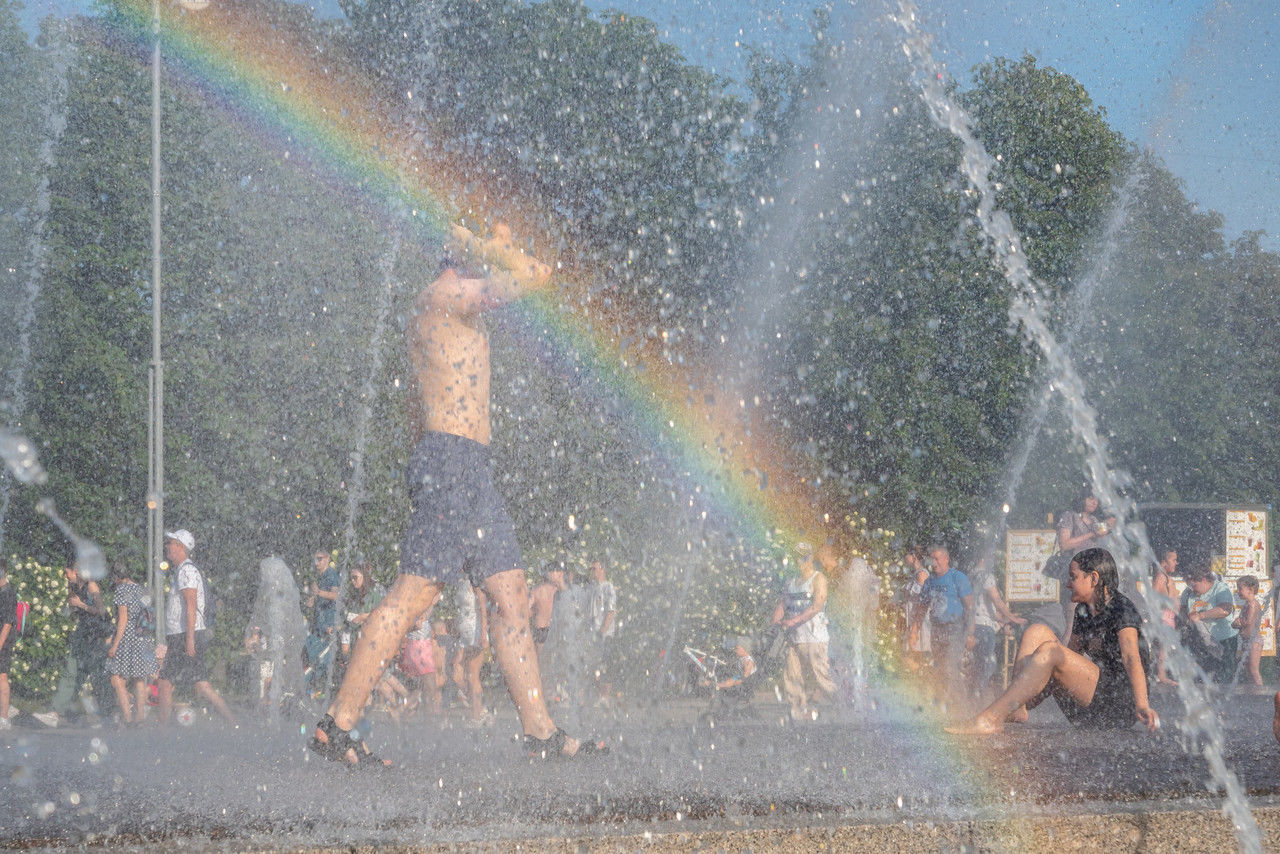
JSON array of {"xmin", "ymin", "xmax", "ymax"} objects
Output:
[
  {"xmin": 0, "ymin": 644, "xmax": 11, "ymax": 676},
  {"xmin": 160, "ymin": 630, "xmax": 211, "ymax": 687},
  {"xmin": 400, "ymin": 431, "xmax": 522, "ymax": 588}
]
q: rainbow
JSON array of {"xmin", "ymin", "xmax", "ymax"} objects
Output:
[
  {"xmin": 101, "ymin": 0, "xmax": 857, "ymax": 558},
  {"xmin": 98, "ymin": 0, "xmax": 1008, "ymax": 795}
]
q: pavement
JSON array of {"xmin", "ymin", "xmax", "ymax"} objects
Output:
[{"xmin": 1, "ymin": 684, "xmax": 1278, "ymax": 852}]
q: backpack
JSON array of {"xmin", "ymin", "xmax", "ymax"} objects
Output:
[
  {"xmin": 201, "ymin": 572, "xmax": 217, "ymax": 630},
  {"xmin": 135, "ymin": 599, "xmax": 156, "ymax": 634}
]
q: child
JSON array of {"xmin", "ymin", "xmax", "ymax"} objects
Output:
[{"xmin": 1233, "ymin": 576, "xmax": 1263, "ymax": 687}]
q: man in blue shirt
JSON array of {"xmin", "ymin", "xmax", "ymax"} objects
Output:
[
  {"xmin": 305, "ymin": 550, "xmax": 340, "ymax": 697},
  {"xmin": 910, "ymin": 545, "xmax": 973, "ymax": 702}
]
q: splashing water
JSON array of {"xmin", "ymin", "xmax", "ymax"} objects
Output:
[
  {"xmin": 891, "ymin": 1, "xmax": 1261, "ymax": 849},
  {"xmin": 34, "ymin": 497, "xmax": 107, "ymax": 581},
  {"xmin": 0, "ymin": 27, "xmax": 73, "ymax": 555},
  {"xmin": 971, "ymin": 167, "xmax": 1142, "ymax": 580},
  {"xmin": 325, "ymin": 222, "xmax": 403, "ymax": 697},
  {"xmin": 252, "ymin": 555, "xmax": 306, "ymax": 726},
  {"xmin": 0, "ymin": 431, "xmax": 48, "ymax": 487}
]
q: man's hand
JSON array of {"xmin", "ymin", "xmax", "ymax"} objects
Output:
[
  {"xmin": 186, "ymin": 636, "xmax": 196, "ymax": 657},
  {"xmin": 450, "ymin": 222, "xmax": 552, "ymax": 290}
]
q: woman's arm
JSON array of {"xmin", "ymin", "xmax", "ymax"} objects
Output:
[
  {"xmin": 107, "ymin": 603, "xmax": 128, "ymax": 657},
  {"xmin": 1056, "ymin": 516, "xmax": 1097, "ymax": 553},
  {"xmin": 1117, "ymin": 626, "xmax": 1158, "ymax": 731}
]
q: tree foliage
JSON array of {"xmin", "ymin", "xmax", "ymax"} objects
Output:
[{"xmin": 0, "ymin": 0, "xmax": 1276, "ymax": 678}]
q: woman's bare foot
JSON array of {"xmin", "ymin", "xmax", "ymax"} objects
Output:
[
  {"xmin": 944, "ymin": 718, "xmax": 1003, "ymax": 735},
  {"xmin": 1005, "ymin": 706, "xmax": 1029, "ymax": 724}
]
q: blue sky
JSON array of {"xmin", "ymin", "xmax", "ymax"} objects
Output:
[{"xmin": 18, "ymin": 0, "xmax": 1278, "ymax": 248}]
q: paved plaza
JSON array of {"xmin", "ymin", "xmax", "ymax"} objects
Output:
[{"xmin": 2, "ymin": 686, "xmax": 1279, "ymax": 851}]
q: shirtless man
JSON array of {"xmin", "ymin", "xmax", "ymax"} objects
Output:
[
  {"xmin": 530, "ymin": 560, "xmax": 568, "ymax": 653},
  {"xmin": 310, "ymin": 223, "xmax": 604, "ymax": 764}
]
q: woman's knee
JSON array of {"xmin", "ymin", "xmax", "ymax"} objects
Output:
[{"xmin": 1029, "ymin": 639, "xmax": 1065, "ymax": 669}]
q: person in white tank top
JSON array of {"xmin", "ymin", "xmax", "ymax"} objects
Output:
[{"xmin": 771, "ymin": 542, "xmax": 836, "ymax": 720}]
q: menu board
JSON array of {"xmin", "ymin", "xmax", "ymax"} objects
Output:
[
  {"xmin": 1005, "ymin": 529, "xmax": 1059, "ymax": 603},
  {"xmin": 1225, "ymin": 509, "xmax": 1269, "ymax": 579},
  {"xmin": 1223, "ymin": 510, "xmax": 1272, "ymax": 655}
]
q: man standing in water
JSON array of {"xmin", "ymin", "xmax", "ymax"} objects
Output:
[
  {"xmin": 311, "ymin": 223, "xmax": 604, "ymax": 764},
  {"xmin": 157, "ymin": 529, "xmax": 235, "ymax": 725}
]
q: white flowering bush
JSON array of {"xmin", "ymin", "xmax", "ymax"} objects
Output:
[{"xmin": 6, "ymin": 556, "xmax": 72, "ymax": 700}]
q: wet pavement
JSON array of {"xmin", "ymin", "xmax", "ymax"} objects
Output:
[{"xmin": 1, "ymin": 686, "xmax": 1279, "ymax": 851}]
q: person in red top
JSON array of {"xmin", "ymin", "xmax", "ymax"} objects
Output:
[{"xmin": 0, "ymin": 561, "xmax": 17, "ymax": 730}]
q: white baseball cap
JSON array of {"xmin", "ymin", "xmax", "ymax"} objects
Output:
[{"xmin": 165, "ymin": 529, "xmax": 195, "ymax": 551}]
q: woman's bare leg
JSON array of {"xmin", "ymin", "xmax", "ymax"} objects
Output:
[
  {"xmin": 133, "ymin": 680, "xmax": 150, "ymax": 721},
  {"xmin": 947, "ymin": 631, "xmax": 1099, "ymax": 734},
  {"xmin": 110, "ymin": 674, "xmax": 133, "ymax": 724}
]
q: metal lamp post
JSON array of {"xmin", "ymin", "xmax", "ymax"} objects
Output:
[
  {"xmin": 147, "ymin": 0, "xmax": 207, "ymax": 640},
  {"xmin": 146, "ymin": 0, "xmax": 166, "ymax": 642}
]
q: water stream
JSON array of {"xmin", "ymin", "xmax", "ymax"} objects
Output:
[
  {"xmin": 0, "ymin": 26, "xmax": 73, "ymax": 556},
  {"xmin": 892, "ymin": 1, "xmax": 1261, "ymax": 849}
]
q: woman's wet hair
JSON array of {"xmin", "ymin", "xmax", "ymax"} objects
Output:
[
  {"xmin": 1072, "ymin": 485, "xmax": 1096, "ymax": 513},
  {"xmin": 1072, "ymin": 547, "xmax": 1119, "ymax": 603}
]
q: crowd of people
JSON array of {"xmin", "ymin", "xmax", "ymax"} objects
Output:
[
  {"xmin": 0, "ymin": 220, "xmax": 1272, "ymax": 761},
  {"xmin": 888, "ymin": 486, "xmax": 1273, "ymax": 736}
]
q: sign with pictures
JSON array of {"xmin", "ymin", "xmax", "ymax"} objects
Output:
[{"xmin": 1005, "ymin": 530, "xmax": 1059, "ymax": 603}]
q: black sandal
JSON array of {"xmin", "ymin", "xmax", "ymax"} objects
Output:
[
  {"xmin": 310, "ymin": 714, "xmax": 392, "ymax": 769},
  {"xmin": 524, "ymin": 727, "xmax": 608, "ymax": 760}
]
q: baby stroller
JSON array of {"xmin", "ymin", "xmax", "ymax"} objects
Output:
[{"xmin": 697, "ymin": 624, "xmax": 787, "ymax": 723}]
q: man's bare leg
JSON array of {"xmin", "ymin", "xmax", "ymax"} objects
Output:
[
  {"xmin": 483, "ymin": 568, "xmax": 583, "ymax": 752},
  {"xmin": 194, "ymin": 680, "xmax": 236, "ymax": 723},
  {"xmin": 328, "ymin": 574, "xmax": 441, "ymax": 731},
  {"xmin": 157, "ymin": 679, "xmax": 174, "ymax": 725}
]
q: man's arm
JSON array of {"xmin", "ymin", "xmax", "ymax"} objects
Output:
[
  {"xmin": 0, "ymin": 621, "xmax": 10, "ymax": 653},
  {"xmin": 183, "ymin": 587, "xmax": 198, "ymax": 655},
  {"xmin": 987, "ymin": 585, "xmax": 1026, "ymax": 627},
  {"xmin": 962, "ymin": 593, "xmax": 976, "ymax": 648},
  {"xmin": 425, "ymin": 224, "xmax": 553, "ymax": 315}
]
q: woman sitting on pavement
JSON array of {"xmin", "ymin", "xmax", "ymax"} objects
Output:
[{"xmin": 947, "ymin": 547, "xmax": 1158, "ymax": 735}]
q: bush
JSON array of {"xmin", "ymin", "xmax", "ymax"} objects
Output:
[{"xmin": 6, "ymin": 556, "xmax": 73, "ymax": 701}]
